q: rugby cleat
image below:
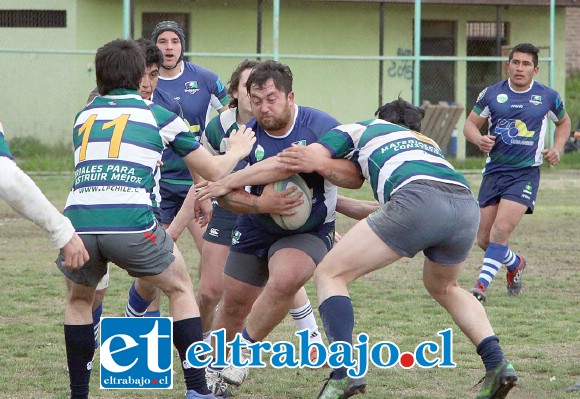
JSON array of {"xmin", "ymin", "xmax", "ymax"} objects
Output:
[
  {"xmin": 470, "ymin": 282, "xmax": 488, "ymax": 303},
  {"xmin": 317, "ymin": 374, "xmax": 366, "ymax": 399},
  {"xmin": 506, "ymin": 256, "xmax": 526, "ymax": 296},
  {"xmin": 474, "ymin": 359, "xmax": 518, "ymax": 399},
  {"xmin": 220, "ymin": 346, "xmax": 250, "ymax": 386},
  {"xmin": 206, "ymin": 369, "xmax": 232, "ymax": 398},
  {"xmin": 184, "ymin": 389, "xmax": 217, "ymax": 399}
]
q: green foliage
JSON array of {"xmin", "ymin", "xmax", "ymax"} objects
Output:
[
  {"xmin": 8, "ymin": 136, "xmax": 73, "ymax": 172},
  {"xmin": 566, "ymin": 72, "xmax": 580, "ymax": 128}
]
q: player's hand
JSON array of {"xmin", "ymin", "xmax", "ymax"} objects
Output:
[
  {"xmin": 277, "ymin": 144, "xmax": 318, "ymax": 173},
  {"xmin": 257, "ymin": 182, "xmax": 303, "ymax": 215},
  {"xmin": 60, "ymin": 233, "xmax": 89, "ymax": 269},
  {"xmin": 195, "ymin": 180, "xmax": 232, "ymax": 202},
  {"xmin": 478, "ymin": 134, "xmax": 496, "ymax": 153},
  {"xmin": 195, "ymin": 197, "xmax": 213, "ymax": 227},
  {"xmin": 334, "ymin": 231, "xmax": 342, "ymax": 244},
  {"xmin": 227, "ymin": 125, "xmax": 256, "ymax": 158},
  {"xmin": 542, "ymin": 148, "xmax": 561, "ymax": 165}
]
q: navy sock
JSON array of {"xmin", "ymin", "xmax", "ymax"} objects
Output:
[
  {"xmin": 144, "ymin": 309, "xmax": 161, "ymax": 317},
  {"xmin": 92, "ymin": 303, "xmax": 102, "ymax": 349},
  {"xmin": 319, "ymin": 296, "xmax": 354, "ymax": 379},
  {"xmin": 64, "ymin": 324, "xmax": 95, "ymax": 399},
  {"xmin": 241, "ymin": 328, "xmax": 256, "ymax": 343},
  {"xmin": 174, "ymin": 317, "xmax": 210, "ymax": 394},
  {"xmin": 125, "ymin": 281, "xmax": 154, "ymax": 317},
  {"xmin": 476, "ymin": 335, "xmax": 504, "ymax": 372}
]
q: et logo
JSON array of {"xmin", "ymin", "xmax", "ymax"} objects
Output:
[{"xmin": 100, "ymin": 317, "xmax": 173, "ymax": 389}]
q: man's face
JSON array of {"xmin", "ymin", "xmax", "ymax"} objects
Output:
[
  {"xmin": 156, "ymin": 31, "xmax": 182, "ymax": 69},
  {"xmin": 234, "ymin": 68, "xmax": 254, "ymax": 116},
  {"xmin": 139, "ymin": 64, "xmax": 160, "ymax": 100},
  {"xmin": 507, "ymin": 51, "xmax": 538, "ymax": 91},
  {"xmin": 249, "ymin": 78, "xmax": 294, "ymax": 133}
]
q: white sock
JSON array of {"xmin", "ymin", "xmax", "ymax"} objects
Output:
[{"xmin": 289, "ymin": 300, "xmax": 323, "ymax": 343}]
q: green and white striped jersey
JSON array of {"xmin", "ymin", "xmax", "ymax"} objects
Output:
[
  {"xmin": 65, "ymin": 89, "xmax": 200, "ymax": 234},
  {"xmin": 318, "ymin": 119, "xmax": 469, "ymax": 204}
]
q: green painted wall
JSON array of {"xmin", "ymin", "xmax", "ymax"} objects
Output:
[{"xmin": 0, "ymin": 0, "xmax": 569, "ymax": 149}]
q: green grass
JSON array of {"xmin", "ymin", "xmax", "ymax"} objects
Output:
[{"xmin": 0, "ymin": 172, "xmax": 578, "ymax": 398}]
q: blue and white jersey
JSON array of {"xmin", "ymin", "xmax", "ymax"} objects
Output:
[
  {"xmin": 242, "ymin": 105, "xmax": 340, "ymax": 234},
  {"xmin": 201, "ymin": 107, "xmax": 249, "ymax": 171},
  {"xmin": 152, "ymin": 87, "xmax": 183, "ymax": 118},
  {"xmin": 317, "ymin": 119, "xmax": 470, "ymax": 205},
  {"xmin": 157, "ymin": 61, "xmax": 229, "ymax": 184},
  {"xmin": 473, "ymin": 79, "xmax": 566, "ymax": 175},
  {"xmin": 0, "ymin": 123, "xmax": 14, "ymax": 160}
]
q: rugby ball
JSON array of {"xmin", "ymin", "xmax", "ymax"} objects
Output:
[{"xmin": 270, "ymin": 174, "xmax": 313, "ymax": 230}]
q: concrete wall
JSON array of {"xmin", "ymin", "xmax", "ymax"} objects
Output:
[{"xmin": 0, "ymin": 0, "xmax": 569, "ymax": 146}]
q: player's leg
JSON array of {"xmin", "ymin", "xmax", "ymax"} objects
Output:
[
  {"xmin": 92, "ymin": 267, "xmax": 109, "ymax": 348},
  {"xmin": 114, "ymin": 225, "xmax": 212, "ymax": 397},
  {"xmin": 422, "ymin": 259, "xmax": 517, "ymax": 399},
  {"xmin": 56, "ymin": 234, "xmax": 105, "ymax": 399},
  {"xmin": 125, "ymin": 277, "xmax": 158, "ymax": 317},
  {"xmin": 315, "ymin": 219, "xmax": 400, "ymax": 397},
  {"xmin": 187, "ymin": 218, "xmax": 207, "ymax": 254},
  {"xmin": 197, "ymin": 240, "xmax": 229, "ymax": 341},
  {"xmin": 289, "ymin": 286, "xmax": 324, "ymax": 360}
]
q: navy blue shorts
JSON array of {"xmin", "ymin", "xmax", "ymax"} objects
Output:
[
  {"xmin": 224, "ymin": 220, "xmax": 335, "ymax": 287},
  {"xmin": 203, "ymin": 201, "xmax": 239, "ymax": 246},
  {"xmin": 478, "ymin": 167, "xmax": 540, "ymax": 214},
  {"xmin": 159, "ymin": 181, "xmax": 190, "ymax": 224}
]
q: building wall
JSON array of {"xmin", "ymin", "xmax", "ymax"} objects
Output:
[
  {"xmin": 0, "ymin": 1, "xmax": 569, "ymax": 145},
  {"xmin": 566, "ymin": 7, "xmax": 580, "ymax": 74}
]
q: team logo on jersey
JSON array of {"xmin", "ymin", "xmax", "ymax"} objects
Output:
[
  {"xmin": 496, "ymin": 94, "xmax": 508, "ymax": 104},
  {"xmin": 184, "ymin": 81, "xmax": 199, "ymax": 95},
  {"xmin": 524, "ymin": 182, "xmax": 533, "ymax": 195},
  {"xmin": 293, "ymin": 140, "xmax": 307, "ymax": 146},
  {"xmin": 231, "ymin": 230, "xmax": 242, "ymax": 245},
  {"xmin": 476, "ymin": 88, "xmax": 487, "ymax": 102},
  {"xmin": 254, "ymin": 144, "xmax": 265, "ymax": 161},
  {"xmin": 495, "ymin": 119, "xmax": 534, "ymax": 145},
  {"xmin": 529, "ymin": 95, "xmax": 542, "ymax": 105},
  {"xmin": 209, "ymin": 228, "xmax": 219, "ymax": 237}
]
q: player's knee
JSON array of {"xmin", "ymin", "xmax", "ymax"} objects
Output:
[
  {"xmin": 477, "ymin": 235, "xmax": 490, "ymax": 250},
  {"xmin": 199, "ymin": 286, "xmax": 222, "ymax": 308}
]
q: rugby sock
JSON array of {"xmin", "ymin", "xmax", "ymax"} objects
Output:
[
  {"xmin": 289, "ymin": 300, "xmax": 323, "ymax": 343},
  {"xmin": 144, "ymin": 309, "xmax": 161, "ymax": 317},
  {"xmin": 319, "ymin": 295, "xmax": 354, "ymax": 379},
  {"xmin": 64, "ymin": 324, "xmax": 95, "ymax": 399},
  {"xmin": 476, "ymin": 335, "xmax": 504, "ymax": 372},
  {"xmin": 125, "ymin": 281, "xmax": 154, "ymax": 317},
  {"xmin": 505, "ymin": 250, "xmax": 524, "ymax": 272},
  {"xmin": 174, "ymin": 317, "xmax": 210, "ymax": 394},
  {"xmin": 202, "ymin": 331, "xmax": 213, "ymax": 346},
  {"xmin": 92, "ymin": 303, "xmax": 102, "ymax": 349},
  {"xmin": 476, "ymin": 242, "xmax": 509, "ymax": 289},
  {"xmin": 241, "ymin": 327, "xmax": 256, "ymax": 343}
]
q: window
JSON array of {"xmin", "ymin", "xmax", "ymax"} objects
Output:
[{"xmin": 0, "ymin": 10, "xmax": 66, "ymax": 28}]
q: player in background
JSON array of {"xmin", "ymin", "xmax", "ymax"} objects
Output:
[
  {"xmin": 274, "ymin": 97, "xmax": 517, "ymax": 399},
  {"xmin": 57, "ymin": 39, "xmax": 255, "ymax": 399},
  {"xmin": 463, "ymin": 43, "xmax": 571, "ymax": 302},
  {"xmin": 0, "ymin": 123, "xmax": 88, "ymax": 268},
  {"xmin": 139, "ymin": 20, "xmax": 230, "ymax": 317}
]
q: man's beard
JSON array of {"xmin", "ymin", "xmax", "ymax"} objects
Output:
[{"xmin": 258, "ymin": 106, "xmax": 292, "ymax": 132}]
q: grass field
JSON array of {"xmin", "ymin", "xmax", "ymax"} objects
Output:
[{"xmin": 0, "ymin": 170, "xmax": 578, "ymax": 399}]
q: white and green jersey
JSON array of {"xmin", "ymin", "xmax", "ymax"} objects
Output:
[
  {"xmin": 201, "ymin": 107, "xmax": 238, "ymax": 155},
  {"xmin": 318, "ymin": 119, "xmax": 469, "ymax": 204},
  {"xmin": 65, "ymin": 89, "xmax": 200, "ymax": 234}
]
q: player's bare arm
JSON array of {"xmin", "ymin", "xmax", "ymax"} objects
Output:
[
  {"xmin": 195, "ymin": 156, "xmax": 295, "ymax": 202},
  {"xmin": 183, "ymin": 125, "xmax": 255, "ymax": 181},
  {"xmin": 542, "ymin": 112, "xmax": 571, "ymax": 165},
  {"xmin": 336, "ymin": 195, "xmax": 380, "ymax": 220},
  {"xmin": 215, "ymin": 185, "xmax": 302, "ymax": 215},
  {"xmin": 463, "ymin": 111, "xmax": 495, "ymax": 153},
  {"xmin": 279, "ymin": 143, "xmax": 365, "ymax": 189}
]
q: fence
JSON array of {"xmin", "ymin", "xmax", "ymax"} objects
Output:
[{"xmin": 0, "ymin": 0, "xmax": 569, "ymax": 160}]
